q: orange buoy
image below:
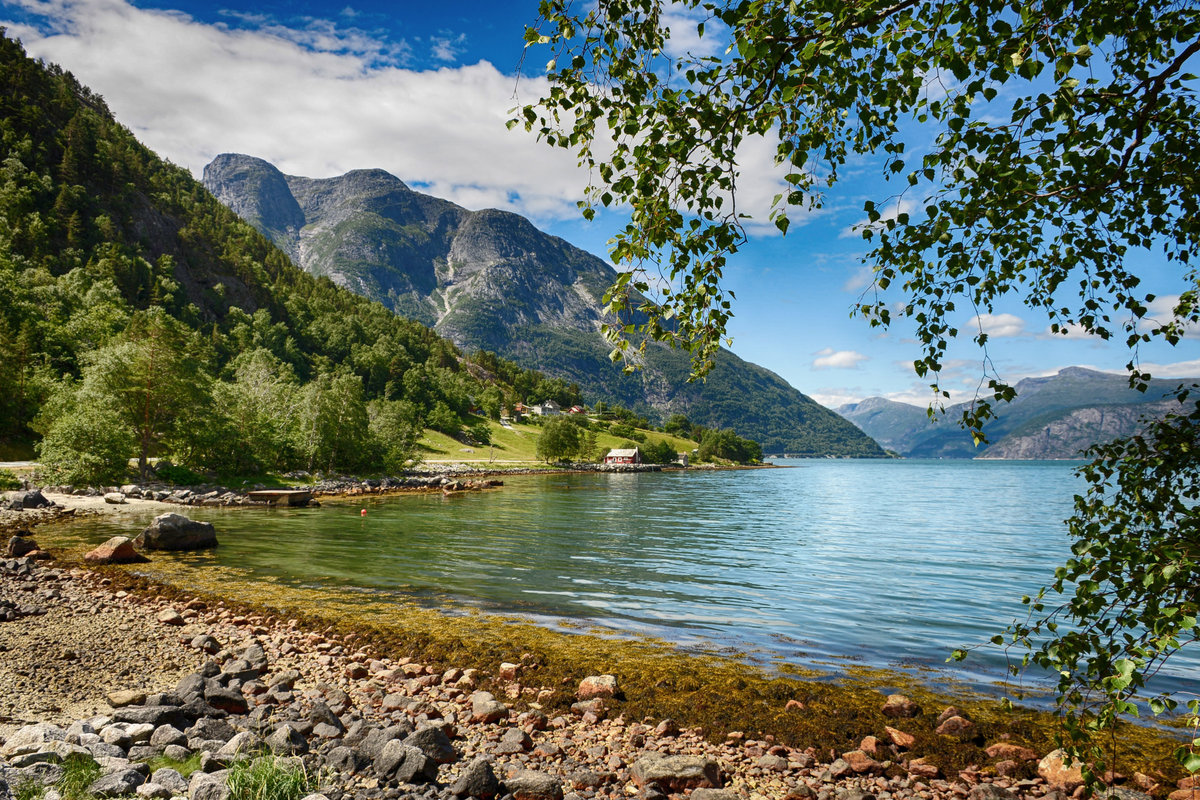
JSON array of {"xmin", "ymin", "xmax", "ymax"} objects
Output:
[{"xmin": 360, "ymin": 509, "xmax": 367, "ymax": 516}]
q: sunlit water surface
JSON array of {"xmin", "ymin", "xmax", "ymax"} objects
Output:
[{"xmin": 54, "ymin": 459, "xmax": 1198, "ymax": 697}]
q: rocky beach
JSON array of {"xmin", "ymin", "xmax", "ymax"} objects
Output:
[{"xmin": 0, "ymin": 492, "xmax": 1194, "ymax": 800}]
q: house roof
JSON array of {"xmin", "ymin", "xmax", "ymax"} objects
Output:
[{"xmin": 607, "ymin": 448, "xmax": 640, "ymax": 458}]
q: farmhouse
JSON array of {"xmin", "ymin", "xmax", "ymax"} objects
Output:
[{"xmin": 604, "ymin": 448, "xmax": 641, "ymax": 465}]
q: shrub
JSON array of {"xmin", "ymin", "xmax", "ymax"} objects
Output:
[{"xmin": 226, "ymin": 753, "xmax": 316, "ymax": 800}]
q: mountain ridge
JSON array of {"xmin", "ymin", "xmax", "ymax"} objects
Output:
[
  {"xmin": 837, "ymin": 367, "xmax": 1195, "ymax": 458},
  {"xmin": 204, "ymin": 153, "xmax": 884, "ymax": 456}
]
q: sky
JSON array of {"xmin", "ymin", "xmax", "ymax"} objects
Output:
[{"xmin": 3, "ymin": 0, "xmax": 1198, "ymax": 410}]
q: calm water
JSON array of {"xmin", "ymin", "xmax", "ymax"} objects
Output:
[{"xmin": 55, "ymin": 459, "xmax": 1197, "ymax": 696}]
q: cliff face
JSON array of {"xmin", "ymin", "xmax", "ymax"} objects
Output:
[
  {"xmin": 204, "ymin": 154, "xmax": 884, "ymax": 456},
  {"xmin": 838, "ymin": 367, "xmax": 1194, "ymax": 459}
]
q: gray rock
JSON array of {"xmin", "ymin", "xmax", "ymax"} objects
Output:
[
  {"xmin": 85, "ymin": 741, "xmax": 127, "ymax": 761},
  {"xmin": 307, "ymin": 700, "xmax": 343, "ymax": 731},
  {"xmin": 691, "ymin": 791, "xmax": 742, "ymax": 800},
  {"xmin": 469, "ymin": 692, "xmax": 509, "ymax": 724},
  {"xmin": 357, "ymin": 725, "xmax": 413, "ymax": 760},
  {"xmin": 185, "ymin": 718, "xmax": 235, "ymax": 743},
  {"xmin": 969, "ymin": 786, "xmax": 1016, "ymax": 800},
  {"xmin": 241, "ymin": 644, "xmax": 268, "ymax": 671},
  {"xmin": 451, "ymin": 757, "xmax": 501, "ymax": 798},
  {"xmin": 127, "ymin": 745, "xmax": 157, "ymax": 761},
  {"xmin": 136, "ymin": 513, "xmax": 218, "ymax": 551},
  {"xmin": 135, "ymin": 781, "xmax": 172, "ymax": 798},
  {"xmin": 176, "ymin": 674, "xmax": 207, "ymax": 703},
  {"xmin": 150, "ymin": 725, "xmax": 188, "ymax": 749},
  {"xmin": 505, "ymin": 770, "xmax": 564, "ymax": 800},
  {"xmin": 87, "ymin": 767, "xmax": 146, "ymax": 797},
  {"xmin": 12, "ymin": 762, "xmax": 65, "ymax": 787},
  {"xmin": 1, "ymin": 723, "xmax": 67, "ymax": 757},
  {"xmin": 494, "ymin": 727, "xmax": 532, "ymax": 754},
  {"xmin": 150, "ymin": 767, "xmax": 189, "ymax": 794},
  {"xmin": 323, "ymin": 745, "xmax": 366, "ymax": 774},
  {"xmin": 204, "ymin": 686, "xmax": 248, "ymax": 715},
  {"xmin": 112, "ymin": 706, "xmax": 187, "ymax": 729},
  {"xmin": 375, "ymin": 741, "xmax": 437, "ymax": 784},
  {"xmin": 191, "ymin": 635, "xmax": 221, "ymax": 654},
  {"xmin": 188, "ymin": 770, "xmax": 231, "ymax": 800},
  {"xmin": 404, "ymin": 725, "xmax": 457, "ymax": 764},
  {"xmin": 162, "ymin": 744, "xmax": 191, "ymax": 762},
  {"xmin": 215, "ymin": 731, "xmax": 260, "ymax": 761},
  {"xmin": 265, "ymin": 724, "xmax": 308, "ymax": 756},
  {"xmin": 6, "ymin": 535, "xmax": 38, "ymax": 558},
  {"xmin": 630, "ymin": 753, "xmax": 720, "ymax": 792}
]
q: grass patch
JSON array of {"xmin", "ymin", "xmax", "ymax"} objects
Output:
[
  {"xmin": 144, "ymin": 751, "xmax": 204, "ymax": 778},
  {"xmin": 56, "ymin": 753, "xmax": 101, "ymax": 800},
  {"xmin": 0, "ymin": 468, "xmax": 21, "ymax": 490},
  {"xmin": 226, "ymin": 753, "xmax": 317, "ymax": 800}
]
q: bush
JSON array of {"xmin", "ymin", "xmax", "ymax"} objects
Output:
[
  {"xmin": 0, "ymin": 468, "xmax": 20, "ymax": 490},
  {"xmin": 154, "ymin": 463, "xmax": 207, "ymax": 485},
  {"xmin": 37, "ymin": 400, "xmax": 134, "ymax": 485}
]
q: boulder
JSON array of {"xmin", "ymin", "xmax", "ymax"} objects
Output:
[
  {"xmin": 103, "ymin": 492, "xmax": 127, "ymax": 505},
  {"xmin": 969, "ymin": 785, "xmax": 1017, "ymax": 800},
  {"xmin": 106, "ymin": 689, "xmax": 146, "ymax": 708},
  {"xmin": 8, "ymin": 490, "xmax": 53, "ymax": 510},
  {"xmin": 6, "ymin": 535, "xmax": 38, "ymax": 557},
  {"xmin": 135, "ymin": 513, "xmax": 217, "ymax": 551},
  {"xmin": 985, "ymin": 743, "xmax": 1038, "ymax": 762},
  {"xmin": 404, "ymin": 725, "xmax": 457, "ymax": 764},
  {"xmin": 881, "ymin": 694, "xmax": 921, "ymax": 718},
  {"xmin": 451, "ymin": 757, "xmax": 501, "ymax": 798},
  {"xmin": 265, "ymin": 724, "xmax": 308, "ymax": 756},
  {"xmin": 631, "ymin": 753, "xmax": 720, "ymax": 792},
  {"xmin": 505, "ymin": 770, "xmax": 565, "ymax": 800},
  {"xmin": 87, "ymin": 767, "xmax": 146, "ymax": 797},
  {"xmin": 935, "ymin": 715, "xmax": 975, "ymax": 736},
  {"xmin": 1038, "ymin": 750, "xmax": 1085, "ymax": 791},
  {"xmin": 469, "ymin": 691, "xmax": 510, "ymax": 724},
  {"xmin": 84, "ymin": 536, "xmax": 148, "ymax": 565},
  {"xmin": 375, "ymin": 741, "xmax": 437, "ymax": 784},
  {"xmin": 577, "ymin": 674, "xmax": 620, "ymax": 701},
  {"xmin": 0, "ymin": 723, "xmax": 67, "ymax": 757}
]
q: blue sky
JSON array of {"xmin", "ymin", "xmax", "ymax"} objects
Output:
[{"xmin": 4, "ymin": 0, "xmax": 1198, "ymax": 409}]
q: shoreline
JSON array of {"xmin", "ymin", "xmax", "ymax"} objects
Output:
[{"xmin": 0, "ymin": 491, "xmax": 1191, "ymax": 800}]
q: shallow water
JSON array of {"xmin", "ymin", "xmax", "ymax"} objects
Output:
[{"xmin": 51, "ymin": 459, "xmax": 1198, "ymax": 697}]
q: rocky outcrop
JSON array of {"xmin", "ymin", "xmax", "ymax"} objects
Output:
[{"xmin": 134, "ymin": 513, "xmax": 217, "ymax": 551}]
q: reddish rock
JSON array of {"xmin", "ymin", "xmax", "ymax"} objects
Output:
[
  {"xmin": 935, "ymin": 715, "xmax": 975, "ymax": 736},
  {"xmin": 882, "ymin": 694, "xmax": 921, "ymax": 718},
  {"xmin": 577, "ymin": 674, "xmax": 619, "ymax": 701},
  {"xmin": 1169, "ymin": 791, "xmax": 1198, "ymax": 800},
  {"xmin": 785, "ymin": 699, "xmax": 806, "ymax": 711},
  {"xmin": 1038, "ymin": 750, "xmax": 1085, "ymax": 791},
  {"xmin": 842, "ymin": 749, "xmax": 884, "ymax": 775},
  {"xmin": 995, "ymin": 760, "xmax": 1022, "ymax": 778},
  {"xmin": 653, "ymin": 719, "xmax": 680, "ymax": 737},
  {"xmin": 630, "ymin": 753, "xmax": 720, "ymax": 792},
  {"xmin": 936, "ymin": 706, "xmax": 965, "ymax": 725},
  {"xmin": 1133, "ymin": 773, "xmax": 1157, "ymax": 791},
  {"xmin": 859, "ymin": 735, "xmax": 879, "ymax": 755},
  {"xmin": 345, "ymin": 662, "xmax": 368, "ymax": 679},
  {"xmin": 986, "ymin": 743, "xmax": 1039, "ymax": 762},
  {"xmin": 907, "ymin": 758, "xmax": 940, "ymax": 778},
  {"xmin": 1179, "ymin": 778, "xmax": 1200, "ymax": 791},
  {"xmin": 499, "ymin": 662, "xmax": 520, "ymax": 681},
  {"xmin": 84, "ymin": 536, "xmax": 147, "ymax": 565},
  {"xmin": 885, "ymin": 726, "xmax": 916, "ymax": 749},
  {"xmin": 470, "ymin": 691, "xmax": 510, "ymax": 724}
]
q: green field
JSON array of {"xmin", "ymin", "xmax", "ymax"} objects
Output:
[{"xmin": 417, "ymin": 416, "xmax": 698, "ymax": 464}]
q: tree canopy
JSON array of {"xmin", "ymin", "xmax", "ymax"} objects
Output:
[{"xmin": 520, "ymin": 0, "xmax": 1200, "ymax": 778}]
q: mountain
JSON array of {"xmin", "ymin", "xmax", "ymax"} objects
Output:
[
  {"xmin": 203, "ymin": 154, "xmax": 883, "ymax": 456},
  {"xmin": 837, "ymin": 367, "xmax": 1195, "ymax": 458}
]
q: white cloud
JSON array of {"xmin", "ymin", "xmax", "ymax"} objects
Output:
[
  {"xmin": 2, "ymin": 0, "xmax": 591, "ymax": 221},
  {"xmin": 968, "ymin": 312, "xmax": 1026, "ymax": 338},
  {"xmin": 660, "ymin": 3, "xmax": 725, "ymax": 59},
  {"xmin": 840, "ymin": 196, "xmax": 918, "ymax": 239},
  {"xmin": 813, "ymin": 348, "xmax": 868, "ymax": 369},
  {"xmin": 430, "ymin": 32, "xmax": 467, "ymax": 63}
]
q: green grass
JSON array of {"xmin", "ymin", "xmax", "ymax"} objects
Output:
[
  {"xmin": 144, "ymin": 751, "xmax": 204, "ymax": 778},
  {"xmin": 226, "ymin": 753, "xmax": 317, "ymax": 800},
  {"xmin": 418, "ymin": 416, "xmax": 698, "ymax": 464},
  {"xmin": 0, "ymin": 468, "xmax": 20, "ymax": 490}
]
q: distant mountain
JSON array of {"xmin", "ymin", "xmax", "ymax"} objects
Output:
[
  {"xmin": 837, "ymin": 367, "xmax": 1195, "ymax": 458},
  {"xmin": 204, "ymin": 154, "xmax": 883, "ymax": 456}
]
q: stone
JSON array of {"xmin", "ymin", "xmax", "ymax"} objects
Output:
[
  {"xmin": 162, "ymin": 744, "xmax": 190, "ymax": 762},
  {"xmin": 307, "ymin": 700, "xmax": 344, "ymax": 732},
  {"xmin": 10, "ymin": 490, "xmax": 53, "ymax": 509},
  {"xmin": 494, "ymin": 727, "xmax": 533, "ymax": 755},
  {"xmin": 935, "ymin": 715, "xmax": 975, "ymax": 736},
  {"xmin": 757, "ymin": 754, "xmax": 789, "ymax": 772},
  {"xmin": 265, "ymin": 724, "xmax": 308, "ymax": 756},
  {"xmin": 103, "ymin": 492, "xmax": 127, "ymax": 504},
  {"xmin": 204, "ymin": 686, "xmax": 248, "ymax": 715},
  {"xmin": 404, "ymin": 725, "xmax": 457, "ymax": 764},
  {"xmin": 451, "ymin": 757, "xmax": 502, "ymax": 798},
  {"xmin": 357, "ymin": 725, "xmax": 413, "ymax": 760},
  {"xmin": 84, "ymin": 536, "xmax": 148, "ymax": 565},
  {"xmin": 114, "ymin": 706, "xmax": 187, "ymax": 729},
  {"xmin": 842, "ymin": 750, "xmax": 883, "ymax": 775},
  {"xmin": 187, "ymin": 718, "xmax": 235, "ymax": 743},
  {"xmin": 215, "ymin": 731, "xmax": 260, "ymax": 761},
  {"xmin": 969, "ymin": 785, "xmax": 1016, "ymax": 800},
  {"xmin": 653, "ymin": 719, "xmax": 680, "ymax": 737},
  {"xmin": 6, "ymin": 535, "xmax": 38, "ymax": 557},
  {"xmin": 157, "ymin": 608, "xmax": 186, "ymax": 626},
  {"xmin": 881, "ymin": 694, "xmax": 921, "ymax": 718},
  {"xmin": 87, "ymin": 767, "xmax": 146, "ymax": 797},
  {"xmin": 323, "ymin": 746, "xmax": 366, "ymax": 774},
  {"xmin": 906, "ymin": 758, "xmax": 940, "ymax": 778},
  {"xmin": 375, "ymin": 741, "xmax": 437, "ymax": 784},
  {"xmin": 191, "ymin": 635, "xmax": 221, "ymax": 654},
  {"xmin": 135, "ymin": 782, "xmax": 172, "ymax": 799},
  {"xmin": 1169, "ymin": 791, "xmax": 1198, "ymax": 800},
  {"xmin": 135, "ymin": 513, "xmax": 218, "ymax": 551},
  {"xmin": 1038, "ymin": 750, "xmax": 1085, "ymax": 791},
  {"xmin": 469, "ymin": 692, "xmax": 510, "ymax": 724},
  {"xmin": 577, "ymin": 675, "xmax": 620, "ymax": 701},
  {"xmin": 825, "ymin": 758, "xmax": 854, "ymax": 779},
  {"xmin": 1, "ymin": 723, "xmax": 67, "ymax": 757},
  {"xmin": 1096, "ymin": 788, "xmax": 1153, "ymax": 800},
  {"xmin": 188, "ymin": 771, "xmax": 231, "ymax": 800},
  {"xmin": 936, "ymin": 706, "xmax": 965, "ymax": 725},
  {"xmin": 691, "ymin": 792, "xmax": 742, "ymax": 800},
  {"xmin": 149, "ymin": 768, "xmax": 188, "ymax": 794},
  {"xmin": 106, "ymin": 690, "xmax": 146, "ymax": 708},
  {"xmin": 630, "ymin": 753, "xmax": 720, "ymax": 792},
  {"xmin": 150, "ymin": 726, "xmax": 187, "ymax": 749},
  {"xmin": 985, "ymin": 743, "xmax": 1038, "ymax": 762},
  {"xmin": 506, "ymin": 770, "xmax": 565, "ymax": 800}
]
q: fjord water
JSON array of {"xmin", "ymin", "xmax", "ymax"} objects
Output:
[{"xmin": 60, "ymin": 460, "xmax": 1196, "ymax": 696}]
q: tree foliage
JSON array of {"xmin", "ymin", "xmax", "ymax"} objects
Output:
[
  {"xmin": 520, "ymin": 0, "xmax": 1200, "ymax": 772},
  {"xmin": 536, "ymin": 416, "xmax": 583, "ymax": 462}
]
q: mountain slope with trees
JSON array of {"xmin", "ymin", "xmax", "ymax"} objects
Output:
[
  {"xmin": 203, "ymin": 154, "xmax": 883, "ymax": 457},
  {"xmin": 0, "ymin": 32, "xmax": 582, "ymax": 479}
]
